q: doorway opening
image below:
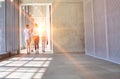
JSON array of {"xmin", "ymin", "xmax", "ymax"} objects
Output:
[{"xmin": 19, "ymin": 3, "xmax": 53, "ymax": 54}]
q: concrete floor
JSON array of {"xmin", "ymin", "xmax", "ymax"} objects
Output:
[{"xmin": 0, "ymin": 53, "xmax": 120, "ymax": 79}]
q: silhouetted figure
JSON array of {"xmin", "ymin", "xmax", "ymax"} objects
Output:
[
  {"xmin": 41, "ymin": 26, "xmax": 48, "ymax": 52},
  {"xmin": 32, "ymin": 23, "xmax": 40, "ymax": 54},
  {"xmin": 24, "ymin": 24, "xmax": 31, "ymax": 54}
]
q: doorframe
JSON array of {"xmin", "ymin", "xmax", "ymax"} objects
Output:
[{"xmin": 19, "ymin": 3, "xmax": 53, "ymax": 53}]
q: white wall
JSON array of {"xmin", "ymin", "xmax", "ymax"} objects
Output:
[{"xmin": 84, "ymin": 0, "xmax": 120, "ymax": 64}]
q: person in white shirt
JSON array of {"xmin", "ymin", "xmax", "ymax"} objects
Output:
[
  {"xmin": 32, "ymin": 23, "xmax": 40, "ymax": 53},
  {"xmin": 24, "ymin": 24, "xmax": 31, "ymax": 54}
]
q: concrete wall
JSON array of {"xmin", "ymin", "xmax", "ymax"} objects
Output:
[
  {"xmin": 52, "ymin": 2, "xmax": 84, "ymax": 53},
  {"xmin": 21, "ymin": 0, "xmax": 84, "ymax": 53},
  {"xmin": 84, "ymin": 0, "xmax": 120, "ymax": 64}
]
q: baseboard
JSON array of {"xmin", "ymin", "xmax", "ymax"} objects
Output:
[
  {"xmin": 0, "ymin": 50, "xmax": 19, "ymax": 61},
  {"xmin": 0, "ymin": 53, "xmax": 10, "ymax": 60},
  {"xmin": 54, "ymin": 52, "xmax": 85, "ymax": 54}
]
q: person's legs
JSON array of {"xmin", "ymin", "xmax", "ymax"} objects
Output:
[
  {"xmin": 30, "ymin": 37, "xmax": 34, "ymax": 52},
  {"xmin": 42, "ymin": 40, "xmax": 45, "ymax": 52},
  {"xmin": 26, "ymin": 39, "xmax": 30, "ymax": 54},
  {"xmin": 34, "ymin": 39, "xmax": 37, "ymax": 51},
  {"xmin": 26, "ymin": 41, "xmax": 29, "ymax": 53},
  {"xmin": 35, "ymin": 36, "xmax": 39, "ymax": 54},
  {"xmin": 42, "ymin": 37, "xmax": 46, "ymax": 52},
  {"xmin": 34, "ymin": 36, "xmax": 37, "ymax": 51},
  {"xmin": 28, "ymin": 40, "xmax": 30, "ymax": 54},
  {"xmin": 34, "ymin": 36, "xmax": 39, "ymax": 54},
  {"xmin": 36, "ymin": 36, "xmax": 39, "ymax": 49}
]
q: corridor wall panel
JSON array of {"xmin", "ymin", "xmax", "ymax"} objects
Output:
[
  {"xmin": 6, "ymin": 0, "xmax": 13, "ymax": 52},
  {"xmin": 12, "ymin": 0, "xmax": 19, "ymax": 52},
  {"xmin": 11, "ymin": 1, "xmax": 15, "ymax": 51},
  {"xmin": 106, "ymin": 0, "xmax": 120, "ymax": 63},
  {"xmin": 6, "ymin": 0, "xmax": 19, "ymax": 53},
  {"xmin": 14, "ymin": 0, "xmax": 19, "ymax": 51},
  {"xmin": 84, "ymin": 0, "xmax": 120, "ymax": 64},
  {"xmin": 93, "ymin": 0, "xmax": 107, "ymax": 58},
  {"xmin": 84, "ymin": 0, "xmax": 94, "ymax": 55},
  {"xmin": 0, "ymin": 1, "xmax": 6, "ymax": 54}
]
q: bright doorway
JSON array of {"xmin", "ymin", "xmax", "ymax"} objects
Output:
[{"xmin": 19, "ymin": 3, "xmax": 53, "ymax": 54}]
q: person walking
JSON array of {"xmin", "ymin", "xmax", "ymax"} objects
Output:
[
  {"xmin": 41, "ymin": 26, "xmax": 48, "ymax": 52},
  {"xmin": 32, "ymin": 23, "xmax": 40, "ymax": 54},
  {"xmin": 24, "ymin": 24, "xmax": 31, "ymax": 54}
]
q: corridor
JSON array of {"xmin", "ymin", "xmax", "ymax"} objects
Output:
[
  {"xmin": 0, "ymin": 53, "xmax": 120, "ymax": 79},
  {"xmin": 0, "ymin": 0, "xmax": 120, "ymax": 79}
]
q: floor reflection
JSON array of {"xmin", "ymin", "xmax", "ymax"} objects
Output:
[{"xmin": 0, "ymin": 56, "xmax": 53, "ymax": 79}]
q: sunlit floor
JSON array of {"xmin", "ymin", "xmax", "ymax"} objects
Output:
[
  {"xmin": 0, "ymin": 54, "xmax": 53, "ymax": 79},
  {"xmin": 0, "ymin": 53, "xmax": 120, "ymax": 79}
]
